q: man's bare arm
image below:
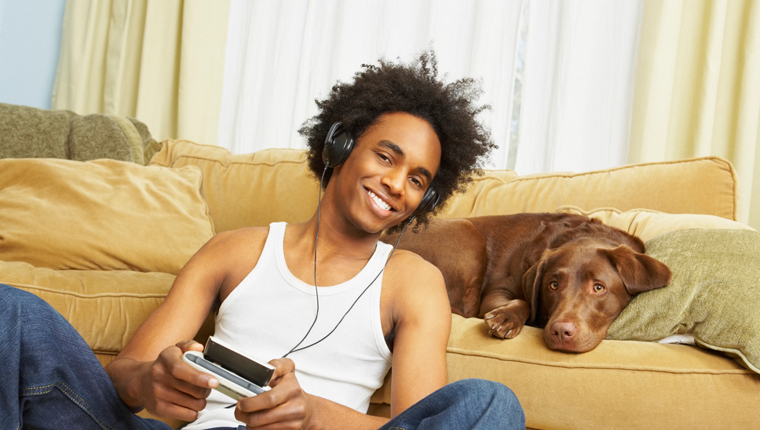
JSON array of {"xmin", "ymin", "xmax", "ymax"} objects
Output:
[
  {"xmin": 106, "ymin": 229, "xmax": 268, "ymax": 421},
  {"xmin": 384, "ymin": 250, "xmax": 452, "ymax": 416}
]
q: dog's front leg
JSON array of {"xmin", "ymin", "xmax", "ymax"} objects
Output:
[{"xmin": 480, "ymin": 292, "xmax": 531, "ymax": 339}]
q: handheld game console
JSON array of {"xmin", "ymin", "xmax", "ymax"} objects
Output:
[{"xmin": 182, "ymin": 336, "xmax": 274, "ymax": 400}]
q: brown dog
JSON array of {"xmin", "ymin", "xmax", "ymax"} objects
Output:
[{"xmin": 381, "ymin": 213, "xmax": 672, "ymax": 352}]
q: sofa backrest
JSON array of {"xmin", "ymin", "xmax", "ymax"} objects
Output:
[
  {"xmin": 149, "ymin": 139, "xmax": 740, "ymax": 233},
  {"xmin": 149, "ymin": 139, "xmax": 320, "ymax": 232},
  {"xmin": 443, "ymin": 157, "xmax": 738, "ymax": 220}
]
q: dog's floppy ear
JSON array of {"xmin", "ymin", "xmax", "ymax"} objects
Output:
[
  {"xmin": 600, "ymin": 245, "xmax": 672, "ymax": 294},
  {"xmin": 521, "ymin": 250, "xmax": 551, "ymax": 324}
]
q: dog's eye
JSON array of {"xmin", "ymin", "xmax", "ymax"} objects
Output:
[
  {"xmin": 549, "ymin": 281, "xmax": 559, "ymax": 290},
  {"xmin": 593, "ymin": 284, "xmax": 605, "ymax": 293}
]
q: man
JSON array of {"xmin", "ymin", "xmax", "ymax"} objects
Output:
[{"xmin": 3, "ymin": 52, "xmax": 524, "ymax": 429}]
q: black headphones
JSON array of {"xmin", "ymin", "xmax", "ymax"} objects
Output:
[{"xmin": 322, "ymin": 122, "xmax": 440, "ymax": 217}]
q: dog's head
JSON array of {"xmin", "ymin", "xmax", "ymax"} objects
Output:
[{"xmin": 521, "ymin": 237, "xmax": 672, "ymax": 353}]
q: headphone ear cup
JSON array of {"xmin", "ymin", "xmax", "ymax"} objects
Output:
[
  {"xmin": 322, "ymin": 122, "xmax": 354, "ymax": 167},
  {"xmin": 413, "ymin": 188, "xmax": 440, "ymax": 217}
]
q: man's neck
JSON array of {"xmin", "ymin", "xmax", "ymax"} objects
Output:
[
  {"xmin": 300, "ymin": 210, "xmax": 381, "ymax": 262},
  {"xmin": 281, "ymin": 212, "xmax": 383, "ymax": 287}
]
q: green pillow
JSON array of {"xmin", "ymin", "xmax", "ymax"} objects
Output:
[{"xmin": 607, "ymin": 228, "xmax": 760, "ymax": 374}]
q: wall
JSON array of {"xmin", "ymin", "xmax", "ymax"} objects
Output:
[{"xmin": 0, "ymin": 0, "xmax": 67, "ymax": 109}]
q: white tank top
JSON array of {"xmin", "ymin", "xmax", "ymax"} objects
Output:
[{"xmin": 184, "ymin": 222, "xmax": 393, "ymax": 429}]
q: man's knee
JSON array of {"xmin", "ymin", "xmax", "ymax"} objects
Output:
[
  {"xmin": 452, "ymin": 378, "xmax": 518, "ymax": 400},
  {"xmin": 1, "ymin": 284, "xmax": 46, "ymax": 308},
  {"xmin": 488, "ymin": 381, "xmax": 523, "ymax": 417},
  {"xmin": 451, "ymin": 379, "xmax": 525, "ymax": 425},
  {"xmin": 1, "ymin": 283, "xmax": 31, "ymax": 299},
  {"xmin": 0, "ymin": 284, "xmax": 61, "ymax": 323}
]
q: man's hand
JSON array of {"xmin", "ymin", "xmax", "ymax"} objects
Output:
[
  {"xmin": 234, "ymin": 358, "xmax": 317, "ymax": 430},
  {"xmin": 134, "ymin": 340, "xmax": 220, "ymax": 421}
]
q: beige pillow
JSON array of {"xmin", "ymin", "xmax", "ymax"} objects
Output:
[
  {"xmin": 556, "ymin": 205, "xmax": 754, "ymax": 242},
  {"xmin": 149, "ymin": 139, "xmax": 320, "ymax": 233},
  {"xmin": 0, "ymin": 158, "xmax": 215, "ymax": 274}
]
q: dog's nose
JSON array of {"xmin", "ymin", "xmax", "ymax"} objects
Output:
[{"xmin": 550, "ymin": 321, "xmax": 577, "ymax": 342}]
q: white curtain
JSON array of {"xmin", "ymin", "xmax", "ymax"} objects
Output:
[
  {"xmin": 218, "ymin": 0, "xmax": 643, "ymax": 174},
  {"xmin": 512, "ymin": 0, "xmax": 644, "ymax": 174},
  {"xmin": 218, "ymin": 0, "xmax": 522, "ymax": 168}
]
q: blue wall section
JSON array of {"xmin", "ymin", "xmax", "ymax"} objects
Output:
[{"xmin": 0, "ymin": 0, "xmax": 67, "ymax": 109}]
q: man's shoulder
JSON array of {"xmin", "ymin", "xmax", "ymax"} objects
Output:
[
  {"xmin": 211, "ymin": 225, "xmax": 270, "ymax": 246},
  {"xmin": 199, "ymin": 226, "xmax": 272, "ymax": 266},
  {"xmin": 202, "ymin": 226, "xmax": 273, "ymax": 298},
  {"xmin": 387, "ymin": 248, "xmax": 437, "ymax": 270},
  {"xmin": 384, "ymin": 249, "xmax": 445, "ymax": 293}
]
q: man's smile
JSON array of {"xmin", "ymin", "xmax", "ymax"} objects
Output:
[{"xmin": 367, "ymin": 189, "xmax": 394, "ymax": 212}]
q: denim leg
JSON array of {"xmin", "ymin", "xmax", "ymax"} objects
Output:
[
  {"xmin": 379, "ymin": 379, "xmax": 525, "ymax": 430},
  {"xmin": 0, "ymin": 284, "xmax": 171, "ymax": 430}
]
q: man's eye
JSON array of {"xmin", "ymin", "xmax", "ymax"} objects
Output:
[
  {"xmin": 410, "ymin": 177, "xmax": 422, "ymax": 187},
  {"xmin": 378, "ymin": 153, "xmax": 391, "ymax": 163}
]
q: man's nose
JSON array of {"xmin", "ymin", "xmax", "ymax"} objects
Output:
[{"xmin": 381, "ymin": 168, "xmax": 406, "ymax": 195}]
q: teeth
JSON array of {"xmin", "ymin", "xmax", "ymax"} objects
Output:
[{"xmin": 368, "ymin": 191, "xmax": 392, "ymax": 211}]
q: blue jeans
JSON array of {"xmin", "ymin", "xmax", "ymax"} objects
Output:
[
  {"xmin": 379, "ymin": 379, "xmax": 525, "ymax": 430},
  {"xmin": 1, "ymin": 285, "xmax": 524, "ymax": 429},
  {"xmin": 1, "ymin": 284, "xmax": 171, "ymax": 430}
]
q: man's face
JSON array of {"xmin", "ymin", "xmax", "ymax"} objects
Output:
[{"xmin": 331, "ymin": 112, "xmax": 442, "ymax": 234}]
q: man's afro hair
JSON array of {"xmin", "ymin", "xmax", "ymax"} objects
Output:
[{"xmin": 299, "ymin": 50, "xmax": 496, "ymax": 231}]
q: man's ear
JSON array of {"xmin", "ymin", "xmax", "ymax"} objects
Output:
[
  {"xmin": 521, "ymin": 250, "xmax": 551, "ymax": 324},
  {"xmin": 600, "ymin": 245, "xmax": 672, "ymax": 294}
]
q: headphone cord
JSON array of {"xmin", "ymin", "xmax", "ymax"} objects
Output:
[
  {"xmin": 282, "ymin": 163, "xmax": 413, "ymax": 358},
  {"xmin": 282, "ymin": 163, "xmax": 329, "ymax": 358},
  {"xmin": 284, "ymin": 217, "xmax": 412, "ymax": 357}
]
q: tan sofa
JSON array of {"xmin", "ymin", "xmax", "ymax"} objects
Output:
[{"xmin": 2, "ymin": 139, "xmax": 759, "ymax": 429}]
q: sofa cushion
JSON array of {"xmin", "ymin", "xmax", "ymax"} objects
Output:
[
  {"xmin": 445, "ymin": 316, "xmax": 760, "ymax": 430},
  {"xmin": 443, "ymin": 156, "xmax": 738, "ymax": 220},
  {"xmin": 0, "ymin": 158, "xmax": 215, "ymax": 274},
  {"xmin": 556, "ymin": 206, "xmax": 754, "ymax": 242},
  {"xmin": 0, "ymin": 261, "xmax": 175, "ymax": 354},
  {"xmin": 148, "ymin": 139, "xmax": 320, "ymax": 233},
  {"xmin": 606, "ymin": 228, "xmax": 760, "ymax": 374}
]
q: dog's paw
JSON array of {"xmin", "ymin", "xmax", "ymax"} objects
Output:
[{"xmin": 483, "ymin": 306, "xmax": 525, "ymax": 339}]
